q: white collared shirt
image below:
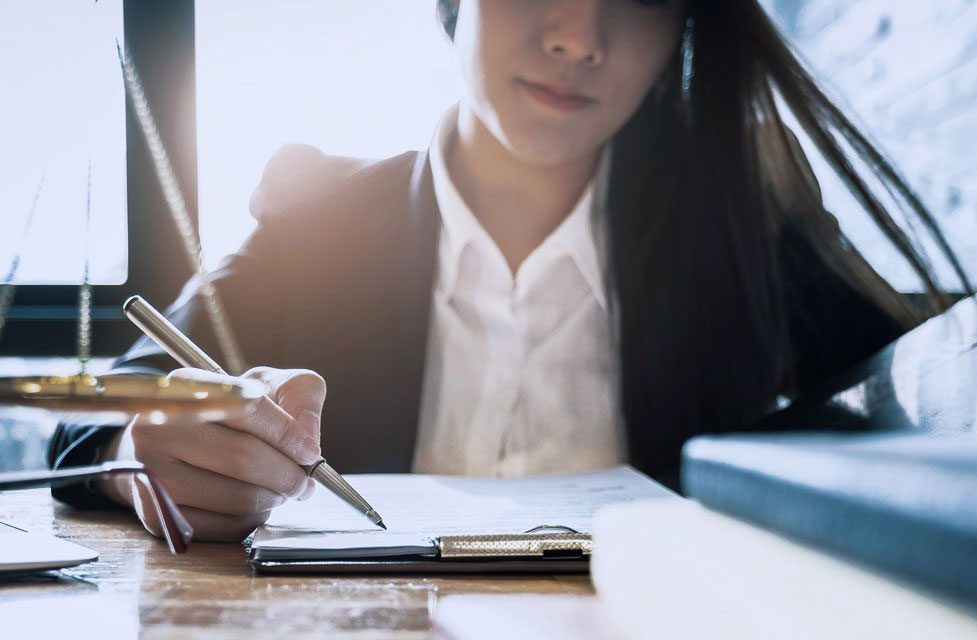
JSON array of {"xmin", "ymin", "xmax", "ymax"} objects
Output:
[{"xmin": 411, "ymin": 102, "xmax": 627, "ymax": 477}]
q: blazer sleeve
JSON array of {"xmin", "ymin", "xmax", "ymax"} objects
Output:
[
  {"xmin": 46, "ymin": 219, "xmax": 286, "ymax": 507},
  {"xmin": 44, "ymin": 147, "xmax": 331, "ymax": 507}
]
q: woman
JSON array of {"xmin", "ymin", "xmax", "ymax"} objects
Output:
[{"xmin": 49, "ymin": 0, "xmax": 969, "ymax": 541}]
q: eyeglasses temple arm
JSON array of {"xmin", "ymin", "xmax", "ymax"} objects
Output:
[
  {"xmin": 0, "ymin": 461, "xmax": 193, "ymax": 554},
  {"xmin": 0, "ymin": 461, "xmax": 144, "ymax": 491}
]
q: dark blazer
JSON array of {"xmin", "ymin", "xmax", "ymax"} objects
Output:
[{"xmin": 48, "ymin": 144, "xmax": 906, "ymax": 506}]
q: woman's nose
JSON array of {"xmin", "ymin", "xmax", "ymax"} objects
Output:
[{"xmin": 541, "ymin": 0, "xmax": 606, "ymax": 67}]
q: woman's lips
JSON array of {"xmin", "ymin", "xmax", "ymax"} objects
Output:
[{"xmin": 517, "ymin": 79, "xmax": 596, "ymax": 112}]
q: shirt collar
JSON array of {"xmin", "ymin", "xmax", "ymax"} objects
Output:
[{"xmin": 427, "ymin": 101, "xmax": 610, "ymax": 311}]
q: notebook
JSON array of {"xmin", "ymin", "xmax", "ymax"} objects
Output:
[
  {"xmin": 681, "ymin": 432, "xmax": 977, "ymax": 607},
  {"xmin": 251, "ymin": 465, "xmax": 672, "ymax": 573},
  {"xmin": 0, "ymin": 521, "xmax": 98, "ymax": 574}
]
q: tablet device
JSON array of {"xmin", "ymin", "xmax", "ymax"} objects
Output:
[{"xmin": 0, "ymin": 521, "xmax": 98, "ymax": 574}]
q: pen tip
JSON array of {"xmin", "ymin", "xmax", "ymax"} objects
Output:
[{"xmin": 377, "ymin": 521, "xmax": 387, "ymax": 530}]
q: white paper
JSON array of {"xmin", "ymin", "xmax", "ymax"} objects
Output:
[{"xmin": 252, "ymin": 465, "xmax": 672, "ymax": 559}]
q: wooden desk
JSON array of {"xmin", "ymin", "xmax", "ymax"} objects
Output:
[{"xmin": 1, "ymin": 490, "xmax": 593, "ymax": 639}]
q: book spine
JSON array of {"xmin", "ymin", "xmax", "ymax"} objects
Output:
[{"xmin": 681, "ymin": 450, "xmax": 977, "ymax": 607}]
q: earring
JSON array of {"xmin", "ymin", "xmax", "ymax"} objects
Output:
[
  {"xmin": 680, "ymin": 17, "xmax": 695, "ymax": 125},
  {"xmin": 651, "ymin": 66, "xmax": 672, "ymax": 103}
]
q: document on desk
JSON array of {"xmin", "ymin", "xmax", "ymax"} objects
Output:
[{"xmin": 251, "ymin": 465, "xmax": 671, "ymax": 561}]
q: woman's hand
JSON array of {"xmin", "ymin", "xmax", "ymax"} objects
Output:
[{"xmin": 99, "ymin": 366, "xmax": 326, "ymax": 542}]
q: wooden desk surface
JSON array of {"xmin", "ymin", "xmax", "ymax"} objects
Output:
[{"xmin": 1, "ymin": 489, "xmax": 594, "ymax": 639}]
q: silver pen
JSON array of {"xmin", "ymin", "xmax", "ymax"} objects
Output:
[{"xmin": 122, "ymin": 294, "xmax": 386, "ymax": 530}]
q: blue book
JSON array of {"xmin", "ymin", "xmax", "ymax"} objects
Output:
[{"xmin": 681, "ymin": 432, "xmax": 977, "ymax": 607}]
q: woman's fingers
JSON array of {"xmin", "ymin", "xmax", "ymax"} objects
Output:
[
  {"xmin": 243, "ymin": 367, "xmax": 326, "ymax": 439},
  {"xmin": 176, "ymin": 505, "xmax": 274, "ymax": 542},
  {"xmin": 133, "ymin": 477, "xmax": 273, "ymax": 543},
  {"xmin": 221, "ymin": 395, "xmax": 321, "ymax": 465},
  {"xmin": 166, "ymin": 367, "xmax": 323, "ymax": 465},
  {"xmin": 149, "ymin": 457, "xmax": 292, "ymax": 516},
  {"xmin": 132, "ymin": 418, "xmax": 311, "ymax": 498},
  {"xmin": 125, "ymin": 366, "xmax": 329, "ymax": 543}
]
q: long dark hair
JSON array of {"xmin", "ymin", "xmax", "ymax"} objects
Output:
[{"xmin": 437, "ymin": 1, "xmax": 972, "ymax": 471}]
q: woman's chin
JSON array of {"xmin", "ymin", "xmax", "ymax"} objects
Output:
[{"xmin": 502, "ymin": 131, "xmax": 600, "ymax": 168}]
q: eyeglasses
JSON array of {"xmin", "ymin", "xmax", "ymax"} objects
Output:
[{"xmin": 0, "ymin": 461, "xmax": 193, "ymax": 554}]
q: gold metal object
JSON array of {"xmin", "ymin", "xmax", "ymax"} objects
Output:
[
  {"xmin": 438, "ymin": 532, "xmax": 593, "ymax": 559},
  {"xmin": 0, "ymin": 374, "xmax": 264, "ymax": 423}
]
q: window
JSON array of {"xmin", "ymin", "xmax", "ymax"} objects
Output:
[
  {"xmin": 1, "ymin": 0, "xmax": 126, "ymax": 285},
  {"xmin": 195, "ymin": 2, "xmax": 464, "ymax": 268},
  {"xmin": 764, "ymin": 0, "xmax": 977, "ymax": 291},
  {"xmin": 0, "ymin": 1, "xmax": 198, "ymax": 356}
]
